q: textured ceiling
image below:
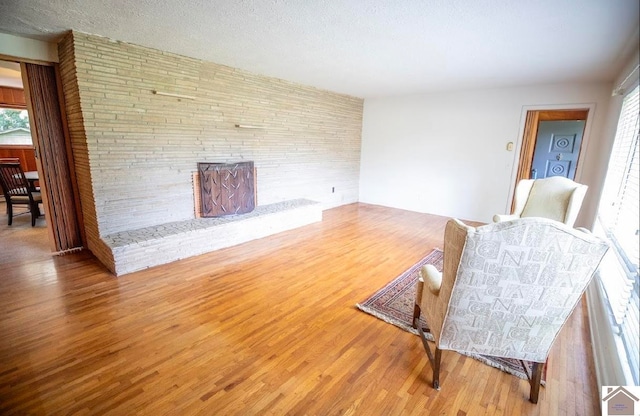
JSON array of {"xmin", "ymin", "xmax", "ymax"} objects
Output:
[{"xmin": 0, "ymin": 0, "xmax": 638, "ymax": 98}]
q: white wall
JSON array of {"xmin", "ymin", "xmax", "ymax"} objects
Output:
[{"xmin": 359, "ymin": 83, "xmax": 613, "ymax": 225}]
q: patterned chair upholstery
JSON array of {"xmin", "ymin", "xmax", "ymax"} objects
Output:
[
  {"xmin": 493, "ymin": 176, "xmax": 588, "ymax": 227},
  {"xmin": 412, "ymin": 217, "xmax": 608, "ymax": 403}
]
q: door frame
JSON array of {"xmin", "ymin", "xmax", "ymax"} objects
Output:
[
  {"xmin": 506, "ymin": 103, "xmax": 597, "ymax": 214},
  {"xmin": 0, "ymin": 54, "xmax": 85, "ymax": 252}
]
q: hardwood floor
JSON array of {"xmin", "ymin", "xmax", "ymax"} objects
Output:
[{"xmin": 0, "ymin": 203, "xmax": 600, "ymax": 415}]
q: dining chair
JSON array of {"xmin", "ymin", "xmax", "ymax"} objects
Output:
[
  {"xmin": 0, "ymin": 161, "xmax": 43, "ymax": 226},
  {"xmin": 0, "ymin": 158, "xmax": 21, "ymax": 213},
  {"xmin": 412, "ymin": 217, "xmax": 608, "ymax": 403}
]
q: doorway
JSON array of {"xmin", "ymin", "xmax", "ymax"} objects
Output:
[
  {"xmin": 512, "ymin": 109, "xmax": 589, "ymax": 209},
  {"xmin": 0, "ymin": 57, "xmax": 84, "ymax": 253}
]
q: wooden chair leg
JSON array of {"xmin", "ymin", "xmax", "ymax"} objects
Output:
[
  {"xmin": 412, "ymin": 278, "xmax": 424, "ymax": 329},
  {"xmin": 412, "ymin": 303, "xmax": 421, "ymax": 329},
  {"xmin": 433, "ymin": 347, "xmax": 442, "ymax": 390},
  {"xmin": 29, "ymin": 201, "xmax": 41, "ymax": 226},
  {"xmin": 7, "ymin": 200, "xmax": 12, "ymax": 225},
  {"xmin": 529, "ymin": 362, "xmax": 544, "ymax": 404},
  {"xmin": 416, "ymin": 320, "xmax": 442, "ymax": 391},
  {"xmin": 414, "ymin": 287, "xmax": 443, "ymax": 391}
]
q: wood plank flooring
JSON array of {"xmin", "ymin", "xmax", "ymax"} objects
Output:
[{"xmin": 0, "ymin": 203, "xmax": 600, "ymax": 415}]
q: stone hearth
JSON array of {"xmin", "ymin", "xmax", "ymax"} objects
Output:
[{"xmin": 102, "ymin": 199, "xmax": 322, "ymax": 276}]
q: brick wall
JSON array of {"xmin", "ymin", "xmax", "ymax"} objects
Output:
[
  {"xmin": 58, "ymin": 34, "xmax": 112, "ymax": 264},
  {"xmin": 57, "ymin": 31, "xmax": 363, "ymax": 238}
]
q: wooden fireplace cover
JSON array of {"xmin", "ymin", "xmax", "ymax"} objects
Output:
[{"xmin": 198, "ymin": 162, "xmax": 255, "ymax": 217}]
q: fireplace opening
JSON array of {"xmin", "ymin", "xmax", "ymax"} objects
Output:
[{"xmin": 197, "ymin": 161, "xmax": 256, "ymax": 217}]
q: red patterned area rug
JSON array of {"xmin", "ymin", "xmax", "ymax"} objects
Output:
[{"xmin": 356, "ymin": 249, "xmax": 546, "ymax": 384}]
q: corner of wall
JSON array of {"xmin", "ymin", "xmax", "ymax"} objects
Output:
[{"xmin": 56, "ymin": 32, "xmax": 102, "ymax": 258}]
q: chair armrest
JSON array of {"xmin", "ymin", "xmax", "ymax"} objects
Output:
[
  {"xmin": 421, "ymin": 264, "xmax": 442, "ymax": 296},
  {"xmin": 493, "ymin": 214, "xmax": 519, "ymax": 223}
]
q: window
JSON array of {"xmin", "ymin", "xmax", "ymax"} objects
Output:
[
  {"xmin": 596, "ymin": 84, "xmax": 639, "ymax": 384},
  {"xmin": 0, "ymin": 107, "xmax": 31, "ymax": 145}
]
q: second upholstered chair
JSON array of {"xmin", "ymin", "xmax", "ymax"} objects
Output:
[
  {"xmin": 494, "ymin": 176, "xmax": 588, "ymax": 227},
  {"xmin": 412, "ymin": 217, "xmax": 608, "ymax": 403}
]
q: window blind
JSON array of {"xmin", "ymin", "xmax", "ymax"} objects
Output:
[{"xmin": 596, "ymin": 84, "xmax": 639, "ymax": 384}]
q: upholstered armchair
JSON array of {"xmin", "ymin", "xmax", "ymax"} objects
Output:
[
  {"xmin": 412, "ymin": 217, "xmax": 608, "ymax": 403},
  {"xmin": 493, "ymin": 177, "xmax": 588, "ymax": 227}
]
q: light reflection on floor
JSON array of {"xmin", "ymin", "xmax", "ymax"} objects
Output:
[{"xmin": 0, "ymin": 201, "xmax": 50, "ymax": 267}]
